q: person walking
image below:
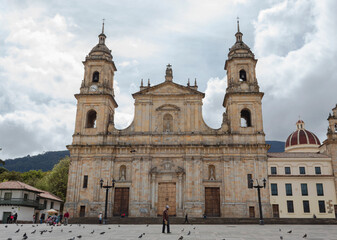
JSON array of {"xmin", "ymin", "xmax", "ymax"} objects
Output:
[
  {"xmin": 184, "ymin": 213, "xmax": 189, "ymax": 224},
  {"xmin": 162, "ymin": 205, "xmax": 170, "ymax": 233},
  {"xmin": 98, "ymin": 212, "xmax": 103, "ymax": 224},
  {"xmin": 13, "ymin": 212, "xmax": 18, "ymax": 224},
  {"xmin": 64, "ymin": 211, "xmax": 69, "ymax": 225}
]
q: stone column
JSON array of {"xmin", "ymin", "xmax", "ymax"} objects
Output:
[
  {"xmin": 151, "ymin": 173, "xmax": 156, "ymax": 209},
  {"xmin": 178, "ymin": 174, "xmax": 183, "ymax": 209}
]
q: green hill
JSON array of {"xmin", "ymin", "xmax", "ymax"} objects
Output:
[{"xmin": 4, "ymin": 150, "xmax": 69, "ymax": 172}]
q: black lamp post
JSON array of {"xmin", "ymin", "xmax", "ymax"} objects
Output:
[
  {"xmin": 100, "ymin": 178, "xmax": 116, "ymax": 224},
  {"xmin": 251, "ymin": 178, "xmax": 267, "ymax": 225}
]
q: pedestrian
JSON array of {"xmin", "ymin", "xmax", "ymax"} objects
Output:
[
  {"xmin": 162, "ymin": 205, "xmax": 170, "ymax": 233},
  {"xmin": 13, "ymin": 212, "xmax": 18, "ymax": 224},
  {"xmin": 184, "ymin": 213, "xmax": 189, "ymax": 224},
  {"xmin": 64, "ymin": 211, "xmax": 69, "ymax": 225},
  {"xmin": 98, "ymin": 212, "xmax": 103, "ymax": 224},
  {"xmin": 59, "ymin": 213, "xmax": 63, "ymax": 224},
  {"xmin": 10, "ymin": 214, "xmax": 14, "ymax": 224},
  {"xmin": 33, "ymin": 214, "xmax": 35, "ymax": 223},
  {"xmin": 40, "ymin": 213, "xmax": 45, "ymax": 224},
  {"xmin": 6, "ymin": 214, "xmax": 11, "ymax": 224}
]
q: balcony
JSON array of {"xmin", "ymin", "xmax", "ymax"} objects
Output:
[{"xmin": 0, "ymin": 198, "xmax": 45, "ymax": 210}]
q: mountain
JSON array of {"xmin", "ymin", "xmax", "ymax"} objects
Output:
[
  {"xmin": 3, "ymin": 141, "xmax": 285, "ymax": 172},
  {"xmin": 266, "ymin": 140, "xmax": 285, "ymax": 153},
  {"xmin": 4, "ymin": 150, "xmax": 70, "ymax": 172}
]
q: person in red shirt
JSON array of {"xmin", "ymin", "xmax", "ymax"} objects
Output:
[
  {"xmin": 162, "ymin": 205, "xmax": 170, "ymax": 233},
  {"xmin": 64, "ymin": 211, "xmax": 69, "ymax": 225}
]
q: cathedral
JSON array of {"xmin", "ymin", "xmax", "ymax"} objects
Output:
[{"xmin": 64, "ymin": 22, "xmax": 337, "ymax": 219}]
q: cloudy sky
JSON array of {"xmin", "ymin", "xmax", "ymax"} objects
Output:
[{"xmin": 0, "ymin": 0, "xmax": 336, "ymax": 160}]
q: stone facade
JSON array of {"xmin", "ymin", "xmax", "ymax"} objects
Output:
[{"xmin": 65, "ymin": 24, "xmax": 272, "ymax": 218}]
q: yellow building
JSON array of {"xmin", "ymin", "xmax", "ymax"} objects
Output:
[{"xmin": 268, "ymin": 119, "xmax": 337, "ymax": 218}]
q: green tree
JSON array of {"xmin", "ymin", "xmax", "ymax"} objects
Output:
[
  {"xmin": 21, "ymin": 170, "xmax": 47, "ymax": 187},
  {"xmin": 36, "ymin": 157, "xmax": 70, "ymax": 201},
  {"xmin": 0, "ymin": 166, "xmax": 8, "ymax": 174}
]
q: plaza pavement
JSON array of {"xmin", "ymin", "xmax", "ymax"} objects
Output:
[{"xmin": 1, "ymin": 223, "xmax": 337, "ymax": 240}]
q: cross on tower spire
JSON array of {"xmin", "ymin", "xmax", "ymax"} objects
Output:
[
  {"xmin": 102, "ymin": 18, "xmax": 105, "ymax": 34},
  {"xmin": 237, "ymin": 17, "xmax": 240, "ymax": 32}
]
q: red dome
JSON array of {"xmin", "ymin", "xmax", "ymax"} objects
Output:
[{"xmin": 285, "ymin": 120, "xmax": 320, "ymax": 148}]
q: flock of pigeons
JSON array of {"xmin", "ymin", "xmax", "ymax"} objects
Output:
[
  {"xmin": 278, "ymin": 228, "xmax": 308, "ymax": 239},
  {"xmin": 4, "ymin": 223, "xmax": 309, "ymax": 240}
]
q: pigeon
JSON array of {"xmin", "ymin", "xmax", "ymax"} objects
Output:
[
  {"xmin": 48, "ymin": 230, "xmax": 53, "ymax": 233},
  {"xmin": 108, "ymin": 227, "xmax": 111, "ymax": 229},
  {"xmin": 70, "ymin": 224, "xmax": 72, "ymax": 226},
  {"xmin": 287, "ymin": 230, "xmax": 292, "ymax": 234},
  {"xmin": 280, "ymin": 236, "xmax": 283, "ymax": 240},
  {"xmin": 31, "ymin": 230, "xmax": 36, "ymax": 234},
  {"xmin": 22, "ymin": 235, "xmax": 28, "ymax": 240},
  {"xmin": 303, "ymin": 234, "xmax": 307, "ymax": 238},
  {"xmin": 187, "ymin": 231, "xmax": 191, "ymax": 235},
  {"xmin": 61, "ymin": 229, "xmax": 63, "ymax": 232},
  {"xmin": 77, "ymin": 235, "xmax": 82, "ymax": 238},
  {"xmin": 90, "ymin": 230, "xmax": 95, "ymax": 234},
  {"xmin": 83, "ymin": 226, "xmax": 85, "ymax": 229},
  {"xmin": 15, "ymin": 229, "xmax": 20, "ymax": 233},
  {"xmin": 178, "ymin": 236, "xmax": 183, "ymax": 240},
  {"xmin": 69, "ymin": 231, "xmax": 72, "ymax": 233},
  {"xmin": 279, "ymin": 228, "xmax": 281, "ymax": 232},
  {"xmin": 146, "ymin": 224, "xmax": 149, "ymax": 227},
  {"xmin": 40, "ymin": 231, "xmax": 44, "ymax": 235},
  {"xmin": 5, "ymin": 225, "xmax": 8, "ymax": 228},
  {"xmin": 118, "ymin": 225, "xmax": 120, "ymax": 227},
  {"xmin": 21, "ymin": 225, "xmax": 23, "ymax": 227},
  {"xmin": 68, "ymin": 238, "xmax": 75, "ymax": 240},
  {"xmin": 32, "ymin": 225, "xmax": 35, "ymax": 227},
  {"xmin": 100, "ymin": 232, "xmax": 105, "ymax": 235},
  {"xmin": 7, "ymin": 238, "xmax": 12, "ymax": 240},
  {"xmin": 23, "ymin": 233, "xmax": 27, "ymax": 237},
  {"xmin": 143, "ymin": 233, "xmax": 145, "ymax": 235},
  {"xmin": 193, "ymin": 227, "xmax": 196, "ymax": 230},
  {"xmin": 138, "ymin": 234, "xmax": 143, "ymax": 238},
  {"xmin": 181, "ymin": 228, "xmax": 184, "ymax": 232}
]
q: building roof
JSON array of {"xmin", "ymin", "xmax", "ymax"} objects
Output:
[
  {"xmin": 285, "ymin": 120, "xmax": 321, "ymax": 150},
  {"xmin": 39, "ymin": 191, "xmax": 62, "ymax": 202},
  {"xmin": 0, "ymin": 181, "xmax": 63, "ymax": 202},
  {"xmin": 268, "ymin": 152, "xmax": 330, "ymax": 159},
  {"xmin": 0, "ymin": 181, "xmax": 43, "ymax": 193}
]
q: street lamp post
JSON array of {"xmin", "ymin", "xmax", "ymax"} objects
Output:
[
  {"xmin": 251, "ymin": 178, "xmax": 267, "ymax": 225},
  {"xmin": 100, "ymin": 178, "xmax": 116, "ymax": 224}
]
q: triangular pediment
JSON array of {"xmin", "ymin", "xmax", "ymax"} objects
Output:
[{"xmin": 132, "ymin": 81, "xmax": 204, "ymax": 97}]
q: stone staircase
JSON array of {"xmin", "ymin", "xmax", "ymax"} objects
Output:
[{"xmin": 69, "ymin": 217, "xmax": 337, "ymax": 225}]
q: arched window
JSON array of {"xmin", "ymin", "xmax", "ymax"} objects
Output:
[
  {"xmin": 163, "ymin": 113, "xmax": 173, "ymax": 132},
  {"xmin": 86, "ymin": 110, "xmax": 97, "ymax": 128},
  {"xmin": 240, "ymin": 109, "xmax": 252, "ymax": 127},
  {"xmin": 92, "ymin": 71, "xmax": 99, "ymax": 82},
  {"xmin": 119, "ymin": 165, "xmax": 126, "ymax": 181},
  {"xmin": 239, "ymin": 69, "xmax": 247, "ymax": 81},
  {"xmin": 208, "ymin": 165, "xmax": 216, "ymax": 180},
  {"xmin": 335, "ymin": 124, "xmax": 337, "ymax": 132}
]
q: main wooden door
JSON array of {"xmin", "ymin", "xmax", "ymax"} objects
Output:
[
  {"xmin": 272, "ymin": 204, "xmax": 279, "ymax": 218},
  {"xmin": 113, "ymin": 187, "xmax": 129, "ymax": 216},
  {"xmin": 205, "ymin": 187, "xmax": 220, "ymax": 217},
  {"xmin": 157, "ymin": 183, "xmax": 176, "ymax": 216}
]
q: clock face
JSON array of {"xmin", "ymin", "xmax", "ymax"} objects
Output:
[{"xmin": 89, "ymin": 85, "xmax": 98, "ymax": 92}]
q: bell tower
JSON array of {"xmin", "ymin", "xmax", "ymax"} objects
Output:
[
  {"xmin": 324, "ymin": 104, "xmax": 337, "ymax": 196},
  {"xmin": 73, "ymin": 22, "xmax": 118, "ymax": 143},
  {"xmin": 223, "ymin": 20, "xmax": 264, "ymax": 140}
]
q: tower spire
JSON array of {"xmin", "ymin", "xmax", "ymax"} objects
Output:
[
  {"xmin": 237, "ymin": 17, "xmax": 240, "ymax": 32},
  {"xmin": 102, "ymin": 18, "xmax": 105, "ymax": 34}
]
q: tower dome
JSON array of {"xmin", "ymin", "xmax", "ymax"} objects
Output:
[{"xmin": 285, "ymin": 120, "xmax": 321, "ymax": 152}]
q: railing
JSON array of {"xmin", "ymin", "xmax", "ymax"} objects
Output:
[{"xmin": 0, "ymin": 198, "xmax": 45, "ymax": 209}]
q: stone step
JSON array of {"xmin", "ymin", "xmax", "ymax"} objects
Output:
[{"xmin": 68, "ymin": 217, "xmax": 337, "ymax": 225}]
